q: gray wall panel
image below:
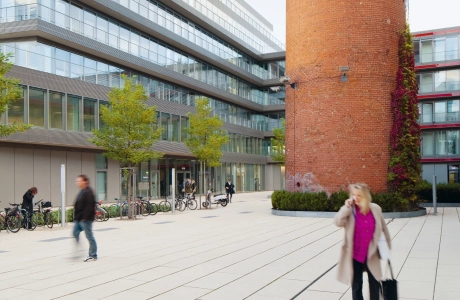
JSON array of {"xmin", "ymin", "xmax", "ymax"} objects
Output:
[
  {"xmin": 14, "ymin": 148, "xmax": 34, "ymax": 203},
  {"xmin": 33, "ymin": 149, "xmax": 51, "ymax": 203},
  {"xmin": 107, "ymin": 159, "xmax": 120, "ymax": 203},
  {"xmin": 81, "ymin": 152, "xmax": 96, "ymax": 188},
  {"xmin": 66, "ymin": 152, "xmax": 82, "ymax": 206},
  {"xmin": 50, "ymin": 150, "xmax": 66, "ymax": 206},
  {"xmin": 0, "ymin": 147, "xmax": 15, "ymax": 204},
  {"xmin": 422, "ymin": 164, "xmax": 448, "ymax": 183}
]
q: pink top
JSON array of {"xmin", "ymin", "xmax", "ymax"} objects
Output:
[{"xmin": 353, "ymin": 205, "xmax": 376, "ymax": 263}]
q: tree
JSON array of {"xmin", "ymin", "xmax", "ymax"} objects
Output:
[
  {"xmin": 185, "ymin": 97, "xmax": 229, "ymax": 205},
  {"xmin": 0, "ymin": 52, "xmax": 32, "ymax": 137},
  {"xmin": 388, "ymin": 25, "xmax": 421, "ymax": 211},
  {"xmin": 90, "ymin": 74, "xmax": 163, "ymax": 218},
  {"xmin": 270, "ymin": 118, "xmax": 285, "ymax": 164}
]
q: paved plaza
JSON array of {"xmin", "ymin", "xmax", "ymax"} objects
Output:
[{"xmin": 0, "ymin": 191, "xmax": 459, "ymax": 300}]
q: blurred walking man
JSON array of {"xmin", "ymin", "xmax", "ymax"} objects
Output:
[{"xmin": 73, "ymin": 175, "xmax": 98, "ymax": 262}]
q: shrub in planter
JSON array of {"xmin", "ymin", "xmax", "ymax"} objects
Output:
[
  {"xmin": 416, "ymin": 181, "xmax": 460, "ymax": 203},
  {"xmin": 328, "ymin": 190, "xmax": 349, "ymax": 211}
]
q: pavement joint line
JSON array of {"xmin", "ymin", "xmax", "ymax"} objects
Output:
[
  {"xmin": 432, "ymin": 207, "xmax": 444, "ymax": 300},
  {"xmin": 395, "ymin": 207, "xmax": 431, "ymax": 279},
  {"xmin": 103, "ymin": 219, "xmax": 333, "ymax": 300},
  {"xmin": 290, "ymin": 263, "xmax": 338, "ymax": 299},
  {"xmin": 50, "ymin": 216, "xmax": 316, "ymax": 299},
  {"xmin": 194, "ymin": 224, "xmax": 342, "ymax": 300}
]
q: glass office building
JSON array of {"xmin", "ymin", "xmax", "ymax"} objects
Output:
[
  {"xmin": 0, "ymin": 0, "xmax": 286, "ymax": 204},
  {"xmin": 414, "ymin": 26, "xmax": 460, "ymax": 183}
]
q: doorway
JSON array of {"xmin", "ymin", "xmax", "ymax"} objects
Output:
[{"xmin": 176, "ymin": 171, "xmax": 191, "ymax": 194}]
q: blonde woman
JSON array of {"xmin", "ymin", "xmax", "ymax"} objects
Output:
[{"xmin": 334, "ymin": 183, "xmax": 391, "ymax": 300}]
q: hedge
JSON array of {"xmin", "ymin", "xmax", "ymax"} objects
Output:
[
  {"xmin": 271, "ymin": 182, "xmax": 460, "ymax": 213},
  {"xmin": 416, "ymin": 181, "xmax": 460, "ymax": 203},
  {"xmin": 272, "ymin": 190, "xmax": 402, "ymax": 213}
]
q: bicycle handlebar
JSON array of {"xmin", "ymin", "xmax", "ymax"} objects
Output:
[
  {"xmin": 34, "ymin": 199, "xmax": 44, "ymax": 206},
  {"xmin": 9, "ymin": 203, "xmax": 20, "ymax": 206}
]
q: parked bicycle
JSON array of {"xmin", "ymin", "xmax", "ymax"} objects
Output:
[
  {"xmin": 109, "ymin": 198, "xmax": 128, "ymax": 217},
  {"xmin": 95, "ymin": 200, "xmax": 109, "ymax": 222},
  {"xmin": 137, "ymin": 197, "xmax": 158, "ymax": 216},
  {"xmin": 34, "ymin": 199, "xmax": 53, "ymax": 228},
  {"xmin": 19, "ymin": 203, "xmax": 37, "ymax": 231},
  {"xmin": 0, "ymin": 201, "xmax": 21, "ymax": 233},
  {"xmin": 158, "ymin": 195, "xmax": 172, "ymax": 212}
]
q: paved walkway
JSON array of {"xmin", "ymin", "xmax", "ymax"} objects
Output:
[{"xmin": 0, "ymin": 191, "xmax": 458, "ymax": 300}]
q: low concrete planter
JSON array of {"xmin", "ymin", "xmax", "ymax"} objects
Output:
[
  {"xmin": 272, "ymin": 207, "xmax": 427, "ymax": 219},
  {"xmin": 420, "ymin": 203, "xmax": 460, "ymax": 207}
]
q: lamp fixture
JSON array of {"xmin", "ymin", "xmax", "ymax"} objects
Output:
[{"xmin": 278, "ymin": 76, "xmax": 297, "ymax": 89}]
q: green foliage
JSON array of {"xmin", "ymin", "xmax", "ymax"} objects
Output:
[
  {"xmin": 185, "ymin": 97, "xmax": 229, "ymax": 167},
  {"xmin": 272, "ymin": 190, "xmax": 399, "ymax": 213},
  {"xmin": 415, "ymin": 181, "xmax": 460, "ymax": 203},
  {"xmin": 0, "ymin": 52, "xmax": 32, "ymax": 137},
  {"xmin": 270, "ymin": 118, "xmax": 285, "ymax": 164},
  {"xmin": 388, "ymin": 25, "xmax": 422, "ymax": 211},
  {"xmin": 89, "ymin": 74, "xmax": 163, "ymax": 167}
]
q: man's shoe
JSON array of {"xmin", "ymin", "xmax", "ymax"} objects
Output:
[{"xmin": 84, "ymin": 256, "xmax": 97, "ymax": 262}]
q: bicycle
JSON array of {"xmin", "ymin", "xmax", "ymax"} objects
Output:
[
  {"xmin": 109, "ymin": 198, "xmax": 128, "ymax": 217},
  {"xmin": 0, "ymin": 201, "xmax": 21, "ymax": 233},
  {"xmin": 178, "ymin": 194, "xmax": 197, "ymax": 211},
  {"xmin": 33, "ymin": 199, "xmax": 53, "ymax": 228},
  {"xmin": 158, "ymin": 195, "xmax": 172, "ymax": 212},
  {"xmin": 95, "ymin": 200, "xmax": 109, "ymax": 222},
  {"xmin": 19, "ymin": 204, "xmax": 37, "ymax": 231},
  {"xmin": 137, "ymin": 197, "xmax": 158, "ymax": 216}
]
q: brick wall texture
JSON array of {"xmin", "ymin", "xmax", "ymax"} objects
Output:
[{"xmin": 285, "ymin": 0, "xmax": 406, "ymax": 193}]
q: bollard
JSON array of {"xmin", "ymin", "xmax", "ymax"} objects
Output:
[
  {"xmin": 432, "ymin": 175, "xmax": 437, "ymax": 216},
  {"xmin": 171, "ymin": 168, "xmax": 175, "ymax": 214}
]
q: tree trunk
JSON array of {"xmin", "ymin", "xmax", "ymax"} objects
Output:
[{"xmin": 128, "ymin": 169, "xmax": 134, "ymax": 219}]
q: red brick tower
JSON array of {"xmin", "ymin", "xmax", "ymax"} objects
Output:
[{"xmin": 285, "ymin": 0, "xmax": 406, "ymax": 193}]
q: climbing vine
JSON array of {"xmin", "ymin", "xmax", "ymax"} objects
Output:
[{"xmin": 388, "ymin": 25, "xmax": 421, "ymax": 211}]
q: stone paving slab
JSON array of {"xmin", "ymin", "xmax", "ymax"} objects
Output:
[{"xmin": 0, "ymin": 191, "xmax": 457, "ymax": 299}]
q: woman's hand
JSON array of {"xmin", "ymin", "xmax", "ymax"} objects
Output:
[{"xmin": 345, "ymin": 198, "xmax": 354, "ymax": 209}]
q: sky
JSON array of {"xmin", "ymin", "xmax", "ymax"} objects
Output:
[{"xmin": 244, "ymin": 0, "xmax": 460, "ymax": 45}]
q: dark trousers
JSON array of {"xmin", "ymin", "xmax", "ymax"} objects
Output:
[
  {"xmin": 352, "ymin": 259, "xmax": 380, "ymax": 300},
  {"xmin": 227, "ymin": 193, "xmax": 233, "ymax": 202}
]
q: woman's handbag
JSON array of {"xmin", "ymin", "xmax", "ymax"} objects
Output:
[{"xmin": 381, "ymin": 260, "xmax": 398, "ymax": 300}]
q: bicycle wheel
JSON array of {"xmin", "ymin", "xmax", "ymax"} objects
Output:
[
  {"xmin": 101, "ymin": 207, "xmax": 109, "ymax": 221},
  {"xmin": 27, "ymin": 213, "xmax": 38, "ymax": 231},
  {"xmin": 187, "ymin": 199, "xmax": 197, "ymax": 210},
  {"xmin": 7, "ymin": 214, "xmax": 21, "ymax": 233},
  {"xmin": 109, "ymin": 204, "xmax": 120, "ymax": 218},
  {"xmin": 148, "ymin": 202, "xmax": 158, "ymax": 215},
  {"xmin": 95, "ymin": 209, "xmax": 104, "ymax": 222},
  {"xmin": 140, "ymin": 203, "xmax": 149, "ymax": 217},
  {"xmin": 159, "ymin": 201, "xmax": 171, "ymax": 212},
  {"xmin": 45, "ymin": 212, "xmax": 53, "ymax": 228}
]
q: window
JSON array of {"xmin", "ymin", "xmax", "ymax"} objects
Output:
[
  {"xmin": 421, "ymin": 40, "xmax": 432, "ymax": 63},
  {"xmin": 180, "ymin": 116, "xmax": 188, "ymax": 142},
  {"xmin": 8, "ymin": 86, "xmax": 25, "ymax": 124},
  {"xmin": 160, "ymin": 112, "xmax": 169, "ymax": 140},
  {"xmin": 436, "ymin": 131, "xmax": 460, "ymax": 155},
  {"xmin": 29, "ymin": 87, "xmax": 45, "ymax": 127},
  {"xmin": 49, "ymin": 91, "xmax": 64, "ymax": 129},
  {"xmin": 421, "ymin": 103, "xmax": 433, "ymax": 123},
  {"xmin": 67, "ymin": 95, "xmax": 80, "ymax": 131},
  {"xmin": 99, "ymin": 101, "xmax": 109, "ymax": 129},
  {"xmin": 434, "ymin": 38, "xmax": 446, "ymax": 61},
  {"xmin": 83, "ymin": 98, "xmax": 96, "ymax": 132},
  {"xmin": 171, "ymin": 114, "xmax": 180, "ymax": 142},
  {"xmin": 446, "ymin": 36, "xmax": 459, "ymax": 60},
  {"xmin": 434, "ymin": 102, "xmax": 446, "ymax": 122},
  {"xmin": 96, "ymin": 154, "xmax": 107, "ymax": 201}
]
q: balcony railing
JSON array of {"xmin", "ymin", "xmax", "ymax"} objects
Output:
[
  {"xmin": 415, "ymin": 50, "xmax": 460, "ymax": 64},
  {"xmin": 420, "ymin": 112, "xmax": 460, "ymax": 124},
  {"xmin": 419, "ymin": 81, "xmax": 460, "ymax": 94}
]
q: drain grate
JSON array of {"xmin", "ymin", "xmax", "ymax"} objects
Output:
[
  {"xmin": 38, "ymin": 237, "xmax": 73, "ymax": 242},
  {"xmin": 239, "ymin": 212, "xmax": 252, "ymax": 214},
  {"xmin": 202, "ymin": 216, "xmax": 218, "ymax": 218},
  {"xmin": 154, "ymin": 221, "xmax": 174, "ymax": 224},
  {"xmin": 94, "ymin": 228, "xmax": 119, "ymax": 232},
  {"xmin": 0, "ymin": 251, "xmax": 8, "ymax": 253}
]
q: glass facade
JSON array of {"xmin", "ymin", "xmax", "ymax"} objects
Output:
[
  {"xmin": 422, "ymin": 130, "xmax": 460, "ymax": 157},
  {"xmin": 1, "ymin": 41, "xmax": 284, "ymax": 131},
  {"xmin": 414, "ymin": 33, "xmax": 460, "ymax": 64},
  {"xmin": 417, "ymin": 69, "xmax": 460, "ymax": 93},
  {"xmin": 0, "ymin": 1, "xmax": 286, "ymax": 83},
  {"xmin": 419, "ymin": 100, "xmax": 460, "ymax": 124}
]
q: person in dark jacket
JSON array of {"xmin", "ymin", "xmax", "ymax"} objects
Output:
[
  {"xmin": 73, "ymin": 175, "xmax": 98, "ymax": 262},
  {"xmin": 225, "ymin": 179, "xmax": 235, "ymax": 203},
  {"xmin": 22, "ymin": 187, "xmax": 37, "ymax": 229}
]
